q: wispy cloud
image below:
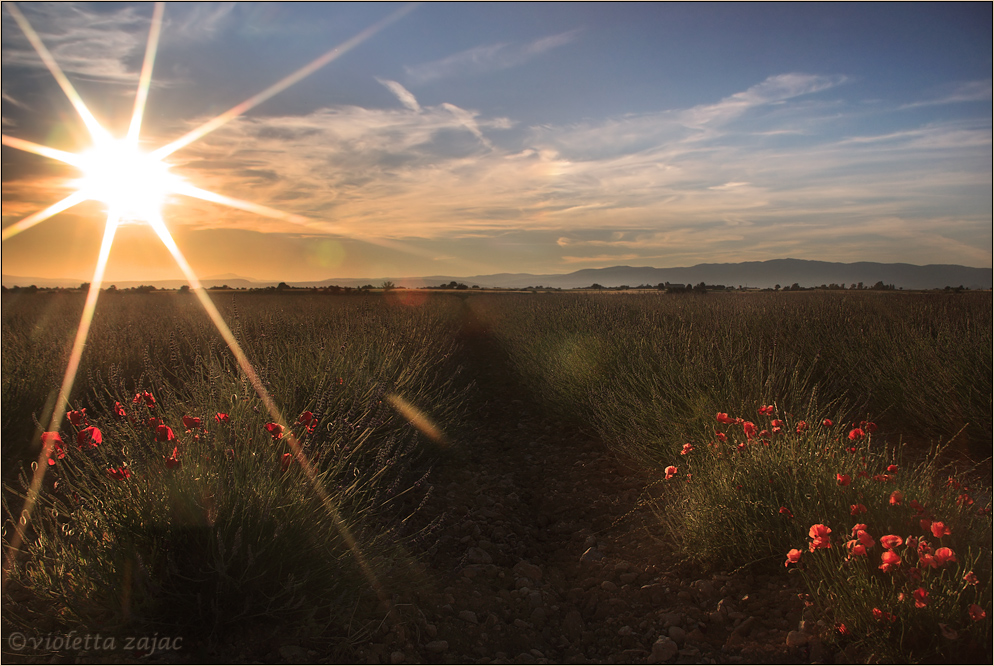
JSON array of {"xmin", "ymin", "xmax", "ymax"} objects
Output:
[
  {"xmin": 900, "ymin": 80, "xmax": 992, "ymax": 109},
  {"xmin": 163, "ymin": 3, "xmax": 236, "ymax": 42},
  {"xmin": 404, "ymin": 29, "xmax": 581, "ymax": 85},
  {"xmin": 1, "ymin": 4, "xmax": 152, "ymax": 84},
  {"xmin": 377, "ymin": 78, "xmax": 421, "ymax": 112}
]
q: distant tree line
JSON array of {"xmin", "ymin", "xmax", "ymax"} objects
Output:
[{"xmin": 1, "ymin": 280, "xmax": 982, "ymax": 294}]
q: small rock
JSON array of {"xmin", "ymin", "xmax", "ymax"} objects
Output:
[
  {"xmin": 667, "ymin": 625, "xmax": 686, "ymax": 646},
  {"xmin": 562, "ymin": 609, "xmax": 584, "ymax": 642},
  {"xmin": 648, "ymin": 637, "xmax": 678, "ymax": 664},
  {"xmin": 467, "ymin": 547, "xmax": 493, "ymax": 564},
  {"xmin": 530, "ymin": 607, "xmax": 547, "ymax": 625},
  {"xmin": 425, "ymin": 624, "xmax": 437, "ymax": 638},
  {"xmin": 786, "ymin": 631, "xmax": 809, "ymax": 648},
  {"xmin": 618, "ymin": 625, "xmax": 634, "ymax": 636},
  {"xmin": 390, "ymin": 651, "xmax": 405, "ymax": 664},
  {"xmin": 512, "ymin": 561, "xmax": 543, "ymax": 582},
  {"xmin": 733, "ymin": 616, "xmax": 757, "ymax": 637},
  {"xmin": 601, "ymin": 580, "xmax": 618, "ymax": 592},
  {"xmin": 692, "ymin": 580, "xmax": 716, "ymax": 598},
  {"xmin": 425, "ymin": 640, "xmax": 449, "ymax": 653},
  {"xmin": 459, "ymin": 610, "xmax": 479, "ymax": 624}
]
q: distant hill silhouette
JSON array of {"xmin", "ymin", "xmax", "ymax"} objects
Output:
[
  {"xmin": 307, "ymin": 259, "xmax": 991, "ymax": 291},
  {"xmin": 4, "ymin": 259, "xmax": 990, "ymax": 291}
]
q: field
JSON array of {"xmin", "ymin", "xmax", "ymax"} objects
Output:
[{"xmin": 2, "ymin": 288, "xmax": 991, "ymax": 664}]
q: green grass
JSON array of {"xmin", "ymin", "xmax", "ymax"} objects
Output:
[
  {"xmin": 3, "ymin": 290, "xmax": 467, "ymax": 644},
  {"xmin": 471, "ymin": 289, "xmax": 992, "ymax": 662}
]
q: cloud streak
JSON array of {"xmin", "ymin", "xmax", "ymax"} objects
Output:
[{"xmin": 404, "ymin": 29, "xmax": 581, "ymax": 85}]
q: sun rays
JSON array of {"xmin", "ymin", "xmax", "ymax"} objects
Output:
[{"xmin": 0, "ymin": 1, "xmax": 416, "ymax": 615}]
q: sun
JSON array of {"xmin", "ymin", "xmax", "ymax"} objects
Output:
[{"xmin": 76, "ymin": 138, "xmax": 182, "ymax": 222}]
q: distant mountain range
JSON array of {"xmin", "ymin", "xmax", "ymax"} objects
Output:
[{"xmin": 3, "ymin": 259, "xmax": 991, "ymax": 291}]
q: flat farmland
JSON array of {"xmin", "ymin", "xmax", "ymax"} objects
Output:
[{"xmin": 2, "ymin": 289, "xmax": 990, "ymax": 664}]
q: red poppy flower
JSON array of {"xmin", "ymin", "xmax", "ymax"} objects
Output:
[
  {"xmin": 66, "ymin": 409, "xmax": 88, "ymax": 427},
  {"xmin": 848, "ymin": 428, "xmax": 865, "ymax": 441},
  {"xmin": 281, "ymin": 452, "xmax": 293, "ymax": 472},
  {"xmin": 785, "ymin": 548, "xmax": 802, "ymax": 567},
  {"xmin": 664, "ymin": 465, "xmax": 678, "ymax": 480},
  {"xmin": 106, "ymin": 466, "xmax": 132, "ymax": 480},
  {"xmin": 822, "ymin": 418, "xmax": 833, "ymax": 427},
  {"xmin": 846, "ymin": 541, "xmax": 867, "ymax": 558},
  {"xmin": 889, "ymin": 490, "xmax": 903, "ymax": 505},
  {"xmin": 680, "ymin": 443, "xmax": 694, "ymax": 455},
  {"xmin": 930, "ymin": 521, "xmax": 950, "ymax": 538},
  {"xmin": 758, "ymin": 405, "xmax": 774, "ymax": 416},
  {"xmin": 742, "ymin": 421, "xmax": 757, "ymax": 439},
  {"xmin": 779, "ymin": 506, "xmax": 794, "ymax": 519},
  {"xmin": 964, "ymin": 571, "xmax": 979, "ymax": 586},
  {"xmin": 836, "ymin": 623, "xmax": 850, "ymax": 636},
  {"xmin": 880, "ymin": 534, "xmax": 903, "ymax": 550},
  {"xmin": 715, "ymin": 432, "xmax": 727, "ymax": 442},
  {"xmin": 41, "ymin": 432, "xmax": 65, "ymax": 466},
  {"xmin": 933, "ymin": 547, "xmax": 957, "ymax": 567},
  {"xmin": 872, "ymin": 608, "xmax": 896, "ymax": 623},
  {"xmin": 856, "ymin": 530, "xmax": 875, "ymax": 549},
  {"xmin": 76, "ymin": 426, "xmax": 102, "ymax": 450},
  {"xmin": 114, "ymin": 402, "xmax": 127, "ymax": 419},
  {"xmin": 795, "ymin": 420, "xmax": 808, "ymax": 434},
  {"xmin": 165, "ymin": 447, "xmax": 180, "ymax": 469},
  {"xmin": 909, "ymin": 499, "xmax": 925, "ymax": 514},
  {"xmin": 886, "ymin": 464, "xmax": 898, "ymax": 473},
  {"xmin": 956, "ymin": 493, "xmax": 974, "ymax": 506},
  {"xmin": 156, "ymin": 424, "xmax": 175, "ymax": 442},
  {"xmin": 182, "ymin": 415, "xmax": 202, "ymax": 430},
  {"xmin": 879, "ymin": 550, "xmax": 901, "ymax": 572},
  {"xmin": 716, "ymin": 412, "xmax": 735, "ymax": 425},
  {"xmin": 850, "ymin": 503, "xmax": 867, "ymax": 516},
  {"xmin": 297, "ymin": 411, "xmax": 316, "ymax": 426},
  {"xmin": 862, "ymin": 421, "xmax": 877, "ymax": 433},
  {"xmin": 836, "ymin": 473, "xmax": 851, "ymax": 486},
  {"xmin": 851, "ymin": 523, "xmax": 868, "ymax": 536},
  {"xmin": 266, "ymin": 422, "xmax": 284, "ymax": 440},
  {"xmin": 215, "ymin": 412, "xmax": 230, "ymax": 424},
  {"xmin": 912, "ymin": 587, "xmax": 928, "ymax": 608},
  {"xmin": 968, "ymin": 604, "xmax": 987, "ymax": 622},
  {"xmin": 808, "ymin": 524, "xmax": 832, "ymax": 551},
  {"xmin": 147, "ymin": 416, "xmax": 162, "ymax": 429}
]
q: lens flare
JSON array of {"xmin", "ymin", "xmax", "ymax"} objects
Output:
[{"xmin": 2, "ymin": 2, "xmax": 419, "ymax": 621}]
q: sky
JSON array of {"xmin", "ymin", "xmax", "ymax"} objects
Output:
[{"xmin": 2, "ymin": 2, "xmax": 991, "ymax": 283}]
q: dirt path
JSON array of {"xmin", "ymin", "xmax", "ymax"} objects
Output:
[{"xmin": 339, "ymin": 301, "xmax": 818, "ymax": 665}]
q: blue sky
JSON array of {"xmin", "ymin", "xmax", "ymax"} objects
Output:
[{"xmin": 2, "ymin": 2, "xmax": 991, "ymax": 282}]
